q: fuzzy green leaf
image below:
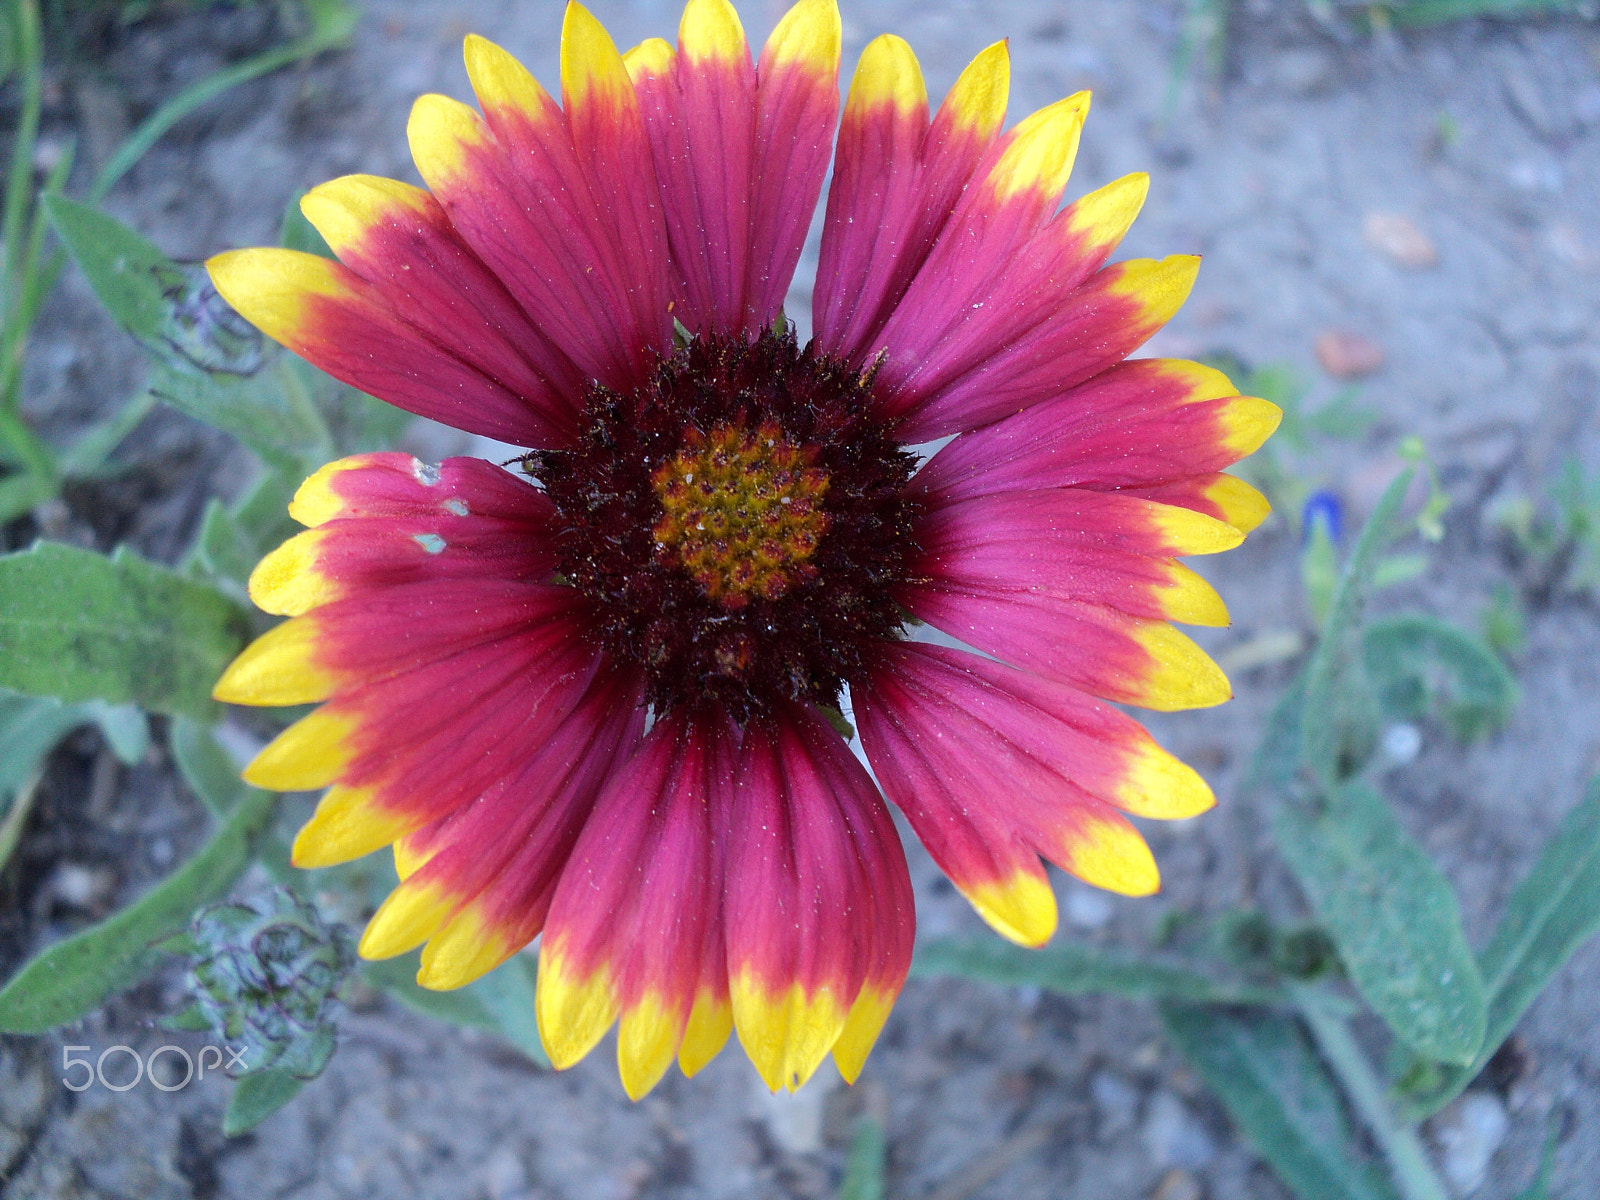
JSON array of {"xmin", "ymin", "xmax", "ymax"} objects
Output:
[
  {"xmin": 1272, "ymin": 781, "xmax": 1485, "ymax": 1064},
  {"xmin": 1400, "ymin": 777, "xmax": 1600, "ymax": 1119},
  {"xmin": 192, "ymin": 499, "xmax": 262, "ymax": 590},
  {"xmin": 169, "ymin": 716, "xmax": 259, "ymax": 821},
  {"xmin": 0, "ymin": 542, "xmax": 250, "ymax": 719},
  {"xmin": 1243, "ymin": 672, "xmax": 1308, "ymax": 803},
  {"xmin": 0, "ymin": 787, "xmax": 277, "ymax": 1033},
  {"xmin": 223, "ymin": 1067, "xmax": 305, "ymax": 1136},
  {"xmin": 44, "ymin": 194, "xmax": 171, "ymax": 345},
  {"xmin": 1362, "ymin": 615, "xmax": 1518, "ymax": 742},
  {"xmin": 361, "ymin": 952, "xmax": 549, "ymax": 1067},
  {"xmin": 838, "ymin": 1117, "xmax": 886, "ymax": 1200},
  {"xmin": 0, "ymin": 689, "xmax": 139, "ymax": 792},
  {"xmin": 1302, "ymin": 470, "xmax": 1415, "ymax": 785},
  {"xmin": 1162, "ymin": 1004, "xmax": 1399, "ymax": 1200},
  {"xmin": 912, "ymin": 937, "xmax": 1282, "ymax": 1004},
  {"xmin": 146, "ymin": 360, "xmax": 327, "ymax": 474}
]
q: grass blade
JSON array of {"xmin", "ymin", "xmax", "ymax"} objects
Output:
[
  {"xmin": 913, "ymin": 936, "xmax": 1282, "ymax": 1004},
  {"xmin": 1163, "ymin": 1003, "xmax": 1400, "ymax": 1200}
]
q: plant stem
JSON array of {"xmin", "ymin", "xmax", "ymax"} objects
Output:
[{"xmin": 1299, "ymin": 1000, "xmax": 1451, "ymax": 1200}]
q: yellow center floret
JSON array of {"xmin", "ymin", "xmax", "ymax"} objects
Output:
[{"xmin": 651, "ymin": 422, "xmax": 830, "ymax": 609}]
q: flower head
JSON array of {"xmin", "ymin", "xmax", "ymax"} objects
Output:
[{"xmin": 208, "ymin": 0, "xmax": 1280, "ymax": 1098}]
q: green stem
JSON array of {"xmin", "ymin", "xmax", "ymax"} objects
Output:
[
  {"xmin": 0, "ymin": 771, "xmax": 42, "ymax": 877},
  {"xmin": 85, "ymin": 2, "xmax": 357, "ymax": 205},
  {"xmin": 1300, "ymin": 1001, "xmax": 1451, "ymax": 1200},
  {"xmin": 1, "ymin": 0, "xmax": 42, "ymax": 310}
]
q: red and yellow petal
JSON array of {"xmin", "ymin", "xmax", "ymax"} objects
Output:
[
  {"xmin": 814, "ymin": 36, "xmax": 1016, "ymax": 366},
  {"xmin": 207, "ymin": 249, "xmax": 569, "ymax": 447},
  {"xmin": 249, "ymin": 456, "xmax": 560, "ymax": 618},
  {"xmin": 725, "ymin": 704, "xmax": 914, "ymax": 1092},
  {"xmin": 915, "ymin": 357, "xmax": 1281, "ymax": 502},
  {"xmin": 745, "ymin": 0, "xmax": 841, "ymax": 325},
  {"xmin": 904, "ymin": 489, "xmax": 1241, "ymax": 631},
  {"xmin": 812, "ymin": 34, "xmax": 929, "ymax": 354},
  {"xmin": 219, "ymin": 583, "xmax": 606, "ymax": 869},
  {"xmin": 297, "ymin": 173, "xmax": 586, "ymax": 433},
  {"xmin": 901, "ymin": 583, "xmax": 1231, "ymax": 712},
  {"xmin": 856, "ymin": 644, "xmax": 1196, "ymax": 938},
  {"xmin": 889, "ymin": 253, "xmax": 1202, "ymax": 442},
  {"xmin": 536, "ymin": 710, "xmax": 737, "ymax": 1098},
  {"xmin": 407, "ymin": 28, "xmax": 670, "ymax": 395},
  {"xmin": 1126, "ymin": 472, "xmax": 1274, "ymax": 535},
  {"xmin": 354, "ymin": 667, "xmax": 646, "ymax": 984},
  {"xmin": 560, "ymin": 3, "xmax": 675, "ymax": 352},
  {"xmin": 629, "ymin": 0, "xmax": 760, "ymax": 334}
]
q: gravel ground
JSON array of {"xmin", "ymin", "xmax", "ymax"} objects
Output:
[{"xmin": 2, "ymin": 1, "xmax": 1599, "ymax": 1197}]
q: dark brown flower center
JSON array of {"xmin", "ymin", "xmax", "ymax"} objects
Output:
[{"xmin": 531, "ymin": 328, "xmax": 919, "ymax": 721}]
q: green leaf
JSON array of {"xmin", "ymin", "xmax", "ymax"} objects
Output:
[
  {"xmin": 223, "ymin": 1067, "xmax": 306, "ymax": 1136},
  {"xmin": 361, "ymin": 952, "xmax": 550, "ymax": 1067},
  {"xmin": 0, "ymin": 542, "xmax": 251, "ymax": 720},
  {"xmin": 1384, "ymin": 0, "xmax": 1590, "ymax": 30},
  {"xmin": 1162, "ymin": 1004, "xmax": 1399, "ymax": 1200},
  {"xmin": 911, "ymin": 937, "xmax": 1282, "ymax": 1004},
  {"xmin": 838, "ymin": 1117, "xmax": 886, "ymax": 1200},
  {"xmin": 0, "ymin": 690, "xmax": 102, "ymax": 795},
  {"xmin": 0, "ymin": 695, "xmax": 145, "ymax": 789},
  {"xmin": 0, "ymin": 467, "xmax": 57, "ymax": 527},
  {"xmin": 238, "ymin": 466, "xmax": 300, "ymax": 534},
  {"xmin": 80, "ymin": 699, "xmax": 150, "ymax": 764},
  {"xmin": 1272, "ymin": 781, "xmax": 1485, "ymax": 1065},
  {"xmin": 0, "ymin": 689, "xmax": 145, "ymax": 873},
  {"xmin": 1243, "ymin": 672, "xmax": 1309, "ymax": 804},
  {"xmin": 86, "ymin": 0, "xmax": 357, "ymax": 205},
  {"xmin": 147, "ymin": 359, "xmax": 328, "ymax": 474},
  {"xmin": 1401, "ymin": 777, "xmax": 1600, "ymax": 1119},
  {"xmin": 279, "ymin": 190, "xmax": 334, "ymax": 259},
  {"xmin": 1301, "ymin": 470, "xmax": 1414, "ymax": 786},
  {"xmin": 169, "ymin": 717, "xmax": 259, "ymax": 821},
  {"xmin": 1370, "ymin": 553, "xmax": 1430, "ymax": 591},
  {"xmin": 1301, "ymin": 517, "xmax": 1339, "ymax": 629},
  {"xmin": 1362, "ymin": 615, "xmax": 1518, "ymax": 742},
  {"xmin": 43, "ymin": 194, "xmax": 171, "ymax": 346},
  {"xmin": 1307, "ymin": 388, "xmax": 1381, "ymax": 439},
  {"xmin": 191, "ymin": 498, "xmax": 261, "ymax": 590},
  {"xmin": 0, "ymin": 787, "xmax": 277, "ymax": 1033}
]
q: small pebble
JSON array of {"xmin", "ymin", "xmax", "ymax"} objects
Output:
[
  {"xmin": 1151, "ymin": 1167, "xmax": 1204, "ymax": 1200},
  {"xmin": 1364, "ymin": 213, "xmax": 1438, "ymax": 268},
  {"xmin": 1142, "ymin": 1091, "xmax": 1216, "ymax": 1169},
  {"xmin": 479, "ymin": 1145, "xmax": 528, "ymax": 1200},
  {"xmin": 48, "ymin": 863, "xmax": 115, "ymax": 910},
  {"xmin": 752, "ymin": 1062, "xmax": 836, "ymax": 1155},
  {"xmin": 1382, "ymin": 723, "xmax": 1423, "ymax": 765},
  {"xmin": 1434, "ymin": 1092, "xmax": 1509, "ymax": 1196},
  {"xmin": 1315, "ymin": 329, "xmax": 1385, "ymax": 379},
  {"xmin": 1271, "ymin": 47, "xmax": 1333, "ymax": 96},
  {"xmin": 1092, "ymin": 1069, "xmax": 1140, "ymax": 1139},
  {"xmin": 1066, "ymin": 883, "xmax": 1115, "ymax": 930}
]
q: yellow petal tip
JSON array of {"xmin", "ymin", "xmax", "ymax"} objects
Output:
[
  {"xmin": 1062, "ymin": 817, "xmax": 1160, "ymax": 897},
  {"xmin": 290, "ymin": 786, "xmax": 407, "ymax": 869},
  {"xmin": 965, "ymin": 868, "xmax": 1058, "ymax": 948}
]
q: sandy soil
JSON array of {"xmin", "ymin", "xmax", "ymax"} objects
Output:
[{"xmin": 2, "ymin": 1, "xmax": 1599, "ymax": 1197}]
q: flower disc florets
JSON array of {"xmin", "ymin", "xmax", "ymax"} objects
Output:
[{"xmin": 534, "ymin": 328, "xmax": 919, "ymax": 720}]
